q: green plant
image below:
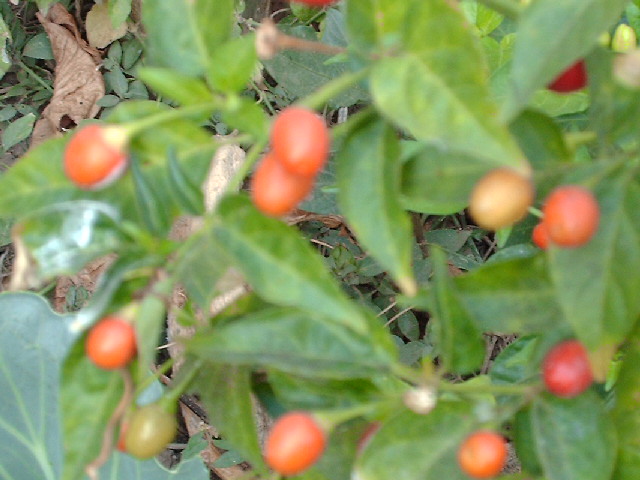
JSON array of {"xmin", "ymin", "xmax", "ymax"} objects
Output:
[
  {"xmin": 542, "ymin": 339, "xmax": 594, "ymax": 398},
  {"xmin": 123, "ymin": 402, "xmax": 178, "ymax": 459},
  {"xmin": 547, "ymin": 60, "xmax": 588, "ymax": 93},
  {"xmin": 542, "ymin": 185, "xmax": 600, "ymax": 247},
  {"xmin": 85, "ymin": 315, "xmax": 137, "ymax": 370},
  {"xmin": 457, "ymin": 430, "xmax": 507, "ymax": 479},
  {"xmin": 63, "ymin": 124, "xmax": 129, "ymax": 189},
  {"xmin": 250, "ymin": 151, "xmax": 315, "ymax": 216},
  {"xmin": 612, "ymin": 23, "xmax": 637, "ymax": 53},
  {"xmin": 468, "ymin": 167, "xmax": 534, "ymax": 231},
  {"xmin": 264, "ymin": 411, "xmax": 326, "ymax": 476},
  {"xmin": 271, "ymin": 106, "xmax": 330, "ymax": 177},
  {"xmin": 291, "ymin": 0, "xmax": 338, "ymax": 6}
]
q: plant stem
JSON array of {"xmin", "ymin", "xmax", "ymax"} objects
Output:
[
  {"xmin": 123, "ymin": 101, "xmax": 221, "ymax": 137},
  {"xmin": 439, "ymin": 381, "xmax": 537, "ymax": 396},
  {"xmin": 528, "ymin": 206, "xmax": 543, "ymax": 218},
  {"xmin": 19, "ymin": 61, "xmax": 53, "ymax": 92},
  {"xmin": 476, "ymin": 0, "xmax": 523, "ymax": 19}
]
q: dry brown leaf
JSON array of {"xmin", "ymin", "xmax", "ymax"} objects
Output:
[
  {"xmin": 31, "ymin": 3, "xmax": 104, "ymax": 147},
  {"xmin": 86, "ymin": 2, "xmax": 128, "ymax": 49}
]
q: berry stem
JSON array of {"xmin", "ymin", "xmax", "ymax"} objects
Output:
[{"xmin": 528, "ymin": 206, "xmax": 544, "ymax": 218}]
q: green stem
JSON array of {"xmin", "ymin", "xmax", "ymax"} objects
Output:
[
  {"xmin": 19, "ymin": 61, "xmax": 54, "ymax": 92},
  {"xmin": 476, "ymin": 0, "xmax": 523, "ymax": 19},
  {"xmin": 134, "ymin": 357, "xmax": 175, "ymax": 400},
  {"xmin": 163, "ymin": 359, "xmax": 204, "ymax": 408},
  {"xmin": 297, "ymin": 67, "xmax": 370, "ymax": 111},
  {"xmin": 439, "ymin": 381, "xmax": 537, "ymax": 396},
  {"xmin": 528, "ymin": 206, "xmax": 543, "ymax": 218}
]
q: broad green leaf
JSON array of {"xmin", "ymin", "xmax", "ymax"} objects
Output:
[
  {"xmin": 490, "ymin": 335, "xmax": 541, "ymax": 386},
  {"xmin": 188, "ymin": 307, "xmax": 396, "ymax": 378},
  {"xmin": 337, "ymin": 114, "xmax": 416, "ymax": 295},
  {"xmin": 61, "ymin": 341, "xmax": 123, "ymax": 480},
  {"xmin": 399, "ymin": 142, "xmax": 487, "ymax": 215},
  {"xmin": 460, "ymin": 1, "xmax": 504, "ymax": 37},
  {"xmin": 194, "ymin": 364, "xmax": 265, "ymax": 469},
  {"xmin": 213, "ymin": 194, "xmax": 367, "ymax": 334},
  {"xmin": 137, "ymin": 67, "xmax": 214, "ymax": 106},
  {"xmin": 548, "ymin": 164, "xmax": 640, "ymax": 349},
  {"xmin": 455, "ymin": 255, "xmax": 563, "ymax": 334},
  {"xmin": 0, "ymin": 293, "xmax": 73, "ymax": 480},
  {"xmin": 529, "ymin": 392, "xmax": 617, "ymax": 480},
  {"xmin": 370, "ymin": 54, "xmax": 524, "ymax": 168},
  {"xmin": 2, "ymin": 113, "xmax": 36, "ymax": 150},
  {"xmin": 206, "ymin": 35, "xmax": 257, "ymax": 93},
  {"xmin": 355, "ymin": 402, "xmax": 476, "ymax": 480},
  {"xmin": 130, "ymin": 158, "xmax": 173, "ymax": 236},
  {"xmin": 17, "ymin": 201, "xmax": 122, "ymax": 279},
  {"xmin": 513, "ymin": 407, "xmax": 544, "ymax": 476},
  {"xmin": 22, "ymin": 32, "xmax": 53, "ymax": 60},
  {"xmin": 263, "ymin": 26, "xmax": 369, "ymax": 108},
  {"xmin": 99, "ymin": 441, "xmax": 209, "ymax": 479},
  {"xmin": 427, "ymin": 247, "xmax": 485, "ymax": 374},
  {"xmin": 509, "ymin": 109, "xmax": 571, "ymax": 168},
  {"xmin": 345, "ymin": 0, "xmax": 408, "ymax": 53},
  {"xmin": 220, "ymin": 95, "xmax": 269, "ymax": 140},
  {"xmin": 0, "ymin": 12, "xmax": 10, "ymax": 81},
  {"xmin": 503, "ymin": 0, "xmax": 628, "ymax": 120},
  {"xmin": 108, "ymin": 0, "xmax": 132, "ymax": 28},
  {"xmin": 612, "ymin": 322, "xmax": 640, "ymax": 478}
]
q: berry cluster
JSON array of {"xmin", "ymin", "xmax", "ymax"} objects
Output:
[{"xmin": 251, "ymin": 106, "xmax": 330, "ymax": 216}]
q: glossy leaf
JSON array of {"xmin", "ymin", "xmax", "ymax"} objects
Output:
[
  {"xmin": 188, "ymin": 307, "xmax": 396, "ymax": 379},
  {"xmin": 548, "ymin": 164, "xmax": 640, "ymax": 349},
  {"xmin": 427, "ymin": 247, "xmax": 485, "ymax": 374},
  {"xmin": 529, "ymin": 392, "xmax": 617, "ymax": 480},
  {"xmin": 167, "ymin": 148, "xmax": 205, "ymax": 216},
  {"xmin": 504, "ymin": 0, "xmax": 627, "ymax": 119},
  {"xmin": 130, "ymin": 158, "xmax": 173, "ymax": 236},
  {"xmin": 612, "ymin": 323, "xmax": 640, "ymax": 478},
  {"xmin": 137, "ymin": 67, "xmax": 214, "ymax": 106},
  {"xmin": 206, "ymin": 35, "xmax": 257, "ymax": 93},
  {"xmin": 509, "ymin": 109, "xmax": 571, "ymax": 168},
  {"xmin": 454, "ymin": 256, "xmax": 563, "ymax": 334},
  {"xmin": 213, "ymin": 194, "xmax": 367, "ymax": 334},
  {"xmin": 399, "ymin": 142, "xmax": 487, "ymax": 215},
  {"xmin": 337, "ymin": 114, "xmax": 416, "ymax": 295},
  {"xmin": 0, "ymin": 293, "xmax": 73, "ymax": 480},
  {"xmin": 355, "ymin": 402, "xmax": 476, "ymax": 480},
  {"xmin": 194, "ymin": 364, "xmax": 265, "ymax": 469}
]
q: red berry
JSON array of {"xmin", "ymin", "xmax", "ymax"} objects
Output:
[
  {"xmin": 64, "ymin": 124, "xmax": 129, "ymax": 189},
  {"xmin": 542, "ymin": 185, "xmax": 599, "ymax": 247},
  {"xmin": 271, "ymin": 107, "xmax": 330, "ymax": 177},
  {"xmin": 542, "ymin": 339, "xmax": 594, "ymax": 398},
  {"xmin": 548, "ymin": 60, "xmax": 587, "ymax": 93},
  {"xmin": 468, "ymin": 168, "xmax": 535, "ymax": 231},
  {"xmin": 85, "ymin": 315, "xmax": 137, "ymax": 370},
  {"xmin": 264, "ymin": 411, "xmax": 326, "ymax": 476},
  {"xmin": 532, "ymin": 222, "xmax": 549, "ymax": 250},
  {"xmin": 250, "ymin": 151, "xmax": 315, "ymax": 217},
  {"xmin": 457, "ymin": 430, "xmax": 507, "ymax": 479}
]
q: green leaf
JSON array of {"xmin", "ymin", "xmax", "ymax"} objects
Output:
[
  {"xmin": 399, "ymin": 142, "xmax": 487, "ymax": 215},
  {"xmin": 194, "ymin": 364, "xmax": 265, "ymax": 469},
  {"xmin": 0, "ymin": 293, "xmax": 73, "ymax": 480},
  {"xmin": 2, "ymin": 113, "xmax": 36, "ymax": 150},
  {"xmin": 220, "ymin": 95, "xmax": 269, "ymax": 140},
  {"xmin": 355, "ymin": 402, "xmax": 476, "ymax": 480},
  {"xmin": 207, "ymin": 35, "xmax": 257, "ymax": 93},
  {"xmin": 22, "ymin": 32, "xmax": 53, "ymax": 60},
  {"xmin": 529, "ymin": 392, "xmax": 617, "ymax": 480},
  {"xmin": 108, "ymin": 0, "xmax": 132, "ymax": 28},
  {"xmin": 137, "ymin": 67, "xmax": 214, "ymax": 106},
  {"xmin": 370, "ymin": 54, "xmax": 524, "ymax": 168},
  {"xmin": 454, "ymin": 255, "xmax": 563, "ymax": 334},
  {"xmin": 612, "ymin": 322, "xmax": 640, "ymax": 478},
  {"xmin": 0, "ymin": 12, "xmax": 11, "ymax": 81},
  {"xmin": 130, "ymin": 158, "xmax": 174, "ymax": 236},
  {"xmin": 61, "ymin": 341, "xmax": 123, "ymax": 480},
  {"xmin": 427, "ymin": 247, "xmax": 485, "ymax": 374},
  {"xmin": 503, "ymin": 0, "xmax": 628, "ymax": 119},
  {"xmin": 166, "ymin": 148, "xmax": 205, "ymax": 215},
  {"xmin": 345, "ymin": 0, "xmax": 408, "ymax": 54},
  {"xmin": 214, "ymin": 194, "xmax": 368, "ymax": 334},
  {"xmin": 548, "ymin": 164, "xmax": 640, "ymax": 348},
  {"xmin": 188, "ymin": 307, "xmax": 396, "ymax": 378},
  {"xmin": 337, "ymin": 114, "xmax": 416, "ymax": 295},
  {"xmin": 104, "ymin": 68, "xmax": 129, "ymax": 97},
  {"xmin": 263, "ymin": 26, "xmax": 368, "ymax": 108},
  {"xmin": 513, "ymin": 406, "xmax": 544, "ymax": 476},
  {"xmin": 509, "ymin": 109, "xmax": 571, "ymax": 168}
]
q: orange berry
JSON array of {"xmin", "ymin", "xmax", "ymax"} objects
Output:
[
  {"xmin": 458, "ymin": 430, "xmax": 507, "ymax": 479},
  {"xmin": 64, "ymin": 124, "xmax": 128, "ymax": 189},
  {"xmin": 542, "ymin": 185, "xmax": 599, "ymax": 247},
  {"xmin": 532, "ymin": 222, "xmax": 549, "ymax": 250},
  {"xmin": 85, "ymin": 315, "xmax": 137, "ymax": 370}
]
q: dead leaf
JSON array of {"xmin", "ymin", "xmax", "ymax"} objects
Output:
[
  {"xmin": 86, "ymin": 2, "xmax": 128, "ymax": 49},
  {"xmin": 31, "ymin": 3, "xmax": 105, "ymax": 147}
]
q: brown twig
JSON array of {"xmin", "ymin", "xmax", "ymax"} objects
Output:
[{"xmin": 85, "ymin": 368, "xmax": 135, "ymax": 480}]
